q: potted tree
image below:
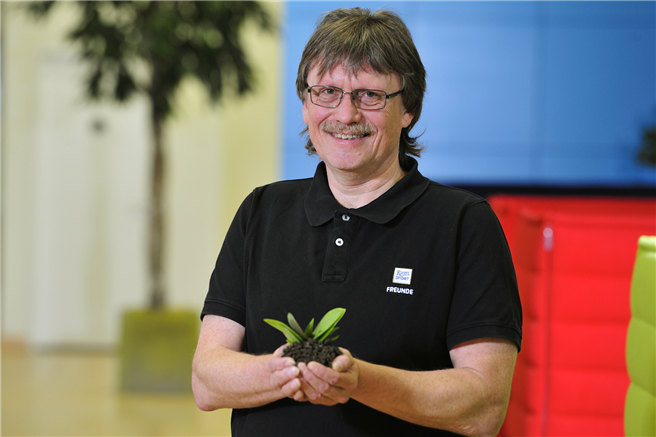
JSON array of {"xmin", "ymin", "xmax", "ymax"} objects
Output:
[{"xmin": 27, "ymin": 0, "xmax": 274, "ymax": 391}]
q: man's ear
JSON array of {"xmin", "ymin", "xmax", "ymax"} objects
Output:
[{"xmin": 402, "ymin": 110, "xmax": 414, "ymax": 129}]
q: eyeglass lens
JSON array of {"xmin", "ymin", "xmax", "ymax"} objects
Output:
[{"xmin": 309, "ymin": 86, "xmax": 387, "ymax": 109}]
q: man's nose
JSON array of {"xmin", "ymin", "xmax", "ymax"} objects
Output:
[{"xmin": 335, "ymin": 92, "xmax": 361, "ymax": 123}]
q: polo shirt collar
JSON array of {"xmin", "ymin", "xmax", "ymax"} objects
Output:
[{"xmin": 304, "ymin": 157, "xmax": 430, "ymax": 226}]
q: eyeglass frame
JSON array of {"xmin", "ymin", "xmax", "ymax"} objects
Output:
[{"xmin": 306, "ymin": 85, "xmax": 404, "ymax": 111}]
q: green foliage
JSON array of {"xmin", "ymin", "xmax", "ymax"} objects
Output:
[
  {"xmin": 264, "ymin": 308, "xmax": 346, "ymax": 345},
  {"xmin": 26, "ymin": 1, "xmax": 274, "ymax": 121}
]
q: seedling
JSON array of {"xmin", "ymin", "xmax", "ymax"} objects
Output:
[
  {"xmin": 264, "ymin": 307, "xmax": 345, "ymax": 344},
  {"xmin": 264, "ymin": 308, "xmax": 346, "ymax": 366}
]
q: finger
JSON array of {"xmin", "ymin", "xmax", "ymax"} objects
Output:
[
  {"xmin": 270, "ymin": 363, "xmax": 299, "ymax": 389},
  {"xmin": 269, "ymin": 357, "xmax": 295, "ymax": 371},
  {"xmin": 280, "ymin": 375, "xmax": 301, "ymax": 398},
  {"xmin": 331, "ymin": 354, "xmax": 351, "ymax": 373},
  {"xmin": 293, "ymin": 388, "xmax": 307, "ymax": 402},
  {"xmin": 267, "ymin": 354, "xmax": 296, "ymax": 373},
  {"xmin": 297, "ymin": 363, "xmax": 328, "ymax": 402},
  {"xmin": 273, "ymin": 344, "xmax": 289, "ymax": 357},
  {"xmin": 306, "ymin": 360, "xmax": 357, "ymax": 405},
  {"xmin": 308, "ymin": 361, "xmax": 341, "ymax": 385},
  {"xmin": 298, "ymin": 362, "xmax": 346, "ymax": 406}
]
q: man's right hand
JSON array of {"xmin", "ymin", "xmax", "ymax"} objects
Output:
[
  {"xmin": 267, "ymin": 345, "xmax": 304, "ymax": 400},
  {"xmin": 193, "ymin": 316, "xmax": 317, "ymax": 410}
]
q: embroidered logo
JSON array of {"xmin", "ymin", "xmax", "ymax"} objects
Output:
[{"xmin": 392, "ymin": 267, "xmax": 413, "ymax": 285}]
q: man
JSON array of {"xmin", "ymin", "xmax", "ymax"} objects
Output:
[{"xmin": 192, "ymin": 7, "xmax": 522, "ymax": 437}]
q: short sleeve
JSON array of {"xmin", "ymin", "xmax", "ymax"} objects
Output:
[
  {"xmin": 200, "ymin": 193, "xmax": 254, "ymax": 326},
  {"xmin": 446, "ymin": 201, "xmax": 523, "ymax": 351}
]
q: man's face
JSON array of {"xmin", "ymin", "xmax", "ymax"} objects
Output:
[{"xmin": 302, "ymin": 63, "xmax": 414, "ymax": 179}]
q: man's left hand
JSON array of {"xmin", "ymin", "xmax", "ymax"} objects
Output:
[{"xmin": 296, "ymin": 348, "xmax": 359, "ymax": 405}]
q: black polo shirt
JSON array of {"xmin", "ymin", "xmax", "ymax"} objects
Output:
[{"xmin": 202, "ymin": 158, "xmax": 522, "ymax": 437}]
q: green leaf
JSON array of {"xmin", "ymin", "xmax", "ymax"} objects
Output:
[
  {"xmin": 265, "ymin": 307, "xmax": 345, "ymax": 345},
  {"xmin": 312, "ymin": 308, "xmax": 346, "ymax": 341},
  {"xmin": 304, "ymin": 318, "xmax": 315, "ymax": 337},
  {"xmin": 317, "ymin": 326, "xmax": 340, "ymax": 342},
  {"xmin": 287, "ymin": 313, "xmax": 308, "ymax": 340},
  {"xmin": 264, "ymin": 318, "xmax": 303, "ymax": 344}
]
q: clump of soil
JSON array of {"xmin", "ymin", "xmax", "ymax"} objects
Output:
[{"xmin": 282, "ymin": 338, "xmax": 342, "ymax": 367}]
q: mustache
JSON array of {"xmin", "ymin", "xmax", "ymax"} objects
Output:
[{"xmin": 320, "ymin": 121, "xmax": 375, "ymax": 136}]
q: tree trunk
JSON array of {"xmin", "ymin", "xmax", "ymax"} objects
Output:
[{"xmin": 149, "ymin": 112, "xmax": 165, "ymax": 309}]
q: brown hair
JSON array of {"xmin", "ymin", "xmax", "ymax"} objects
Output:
[{"xmin": 296, "ymin": 7, "xmax": 426, "ymax": 169}]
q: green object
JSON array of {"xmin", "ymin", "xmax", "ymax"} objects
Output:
[
  {"xmin": 625, "ymin": 236, "xmax": 656, "ymax": 436},
  {"xmin": 120, "ymin": 309, "xmax": 200, "ymax": 392},
  {"xmin": 264, "ymin": 308, "xmax": 345, "ymax": 344}
]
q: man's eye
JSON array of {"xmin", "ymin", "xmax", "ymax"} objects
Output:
[
  {"xmin": 321, "ymin": 88, "xmax": 337, "ymax": 95},
  {"xmin": 359, "ymin": 90, "xmax": 381, "ymax": 100}
]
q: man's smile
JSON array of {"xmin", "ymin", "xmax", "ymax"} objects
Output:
[
  {"xmin": 320, "ymin": 121, "xmax": 374, "ymax": 141},
  {"xmin": 331, "ymin": 132, "xmax": 369, "ymax": 140}
]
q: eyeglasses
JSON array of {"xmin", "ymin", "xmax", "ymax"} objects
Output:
[{"xmin": 307, "ymin": 85, "xmax": 403, "ymax": 110}]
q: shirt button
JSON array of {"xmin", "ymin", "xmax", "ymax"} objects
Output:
[
  {"xmin": 342, "ymin": 214, "xmax": 350, "ymax": 222},
  {"xmin": 335, "ymin": 238, "xmax": 344, "ymax": 246}
]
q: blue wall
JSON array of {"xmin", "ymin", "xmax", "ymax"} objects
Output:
[{"xmin": 281, "ymin": 1, "xmax": 656, "ymax": 187}]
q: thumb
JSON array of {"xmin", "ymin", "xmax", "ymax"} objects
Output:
[{"xmin": 332, "ymin": 354, "xmax": 350, "ymax": 372}]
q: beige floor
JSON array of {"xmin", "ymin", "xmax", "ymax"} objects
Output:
[{"xmin": 2, "ymin": 341, "xmax": 232, "ymax": 436}]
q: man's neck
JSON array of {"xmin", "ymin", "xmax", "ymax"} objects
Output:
[{"xmin": 325, "ymin": 162, "xmax": 405, "ymax": 209}]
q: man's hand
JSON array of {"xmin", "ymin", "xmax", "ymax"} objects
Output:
[
  {"xmin": 193, "ymin": 317, "xmax": 312, "ymax": 410},
  {"xmin": 296, "ymin": 348, "xmax": 359, "ymax": 405},
  {"xmin": 267, "ymin": 345, "xmax": 304, "ymax": 400}
]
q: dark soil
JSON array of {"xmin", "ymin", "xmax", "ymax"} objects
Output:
[{"xmin": 282, "ymin": 338, "xmax": 342, "ymax": 367}]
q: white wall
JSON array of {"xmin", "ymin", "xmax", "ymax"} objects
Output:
[{"xmin": 1, "ymin": 2, "xmax": 282, "ymax": 348}]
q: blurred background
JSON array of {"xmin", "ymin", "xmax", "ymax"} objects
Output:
[{"xmin": 2, "ymin": 1, "xmax": 654, "ymax": 436}]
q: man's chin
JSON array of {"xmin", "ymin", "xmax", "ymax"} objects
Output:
[{"xmin": 321, "ymin": 156, "xmax": 371, "ymax": 175}]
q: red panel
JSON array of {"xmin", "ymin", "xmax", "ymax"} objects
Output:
[
  {"xmin": 550, "ymin": 215, "xmax": 655, "ymax": 276},
  {"xmin": 492, "ymin": 195, "xmax": 655, "ymax": 436},
  {"xmin": 550, "ymin": 274, "xmax": 631, "ymax": 322},
  {"xmin": 549, "ymin": 321, "xmax": 629, "ymax": 370},
  {"xmin": 489, "ymin": 195, "xmax": 655, "ymax": 252},
  {"xmin": 549, "ymin": 368, "xmax": 630, "ymax": 416},
  {"xmin": 547, "ymin": 414, "xmax": 624, "ymax": 437}
]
